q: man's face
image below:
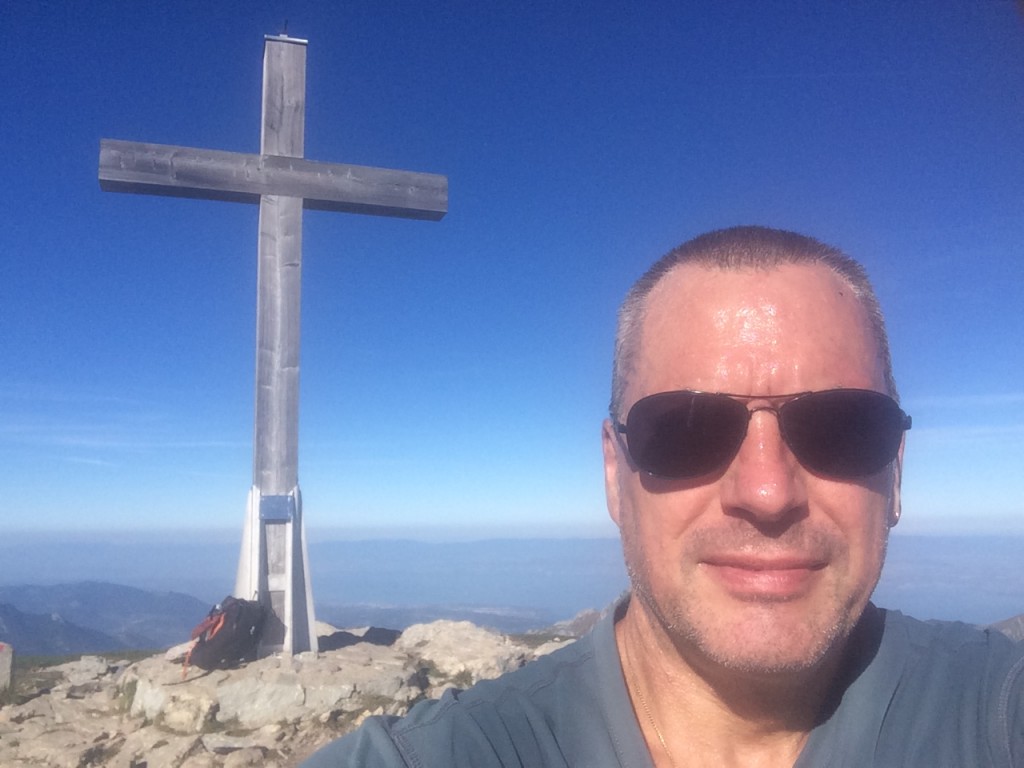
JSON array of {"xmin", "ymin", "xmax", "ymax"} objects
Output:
[{"xmin": 603, "ymin": 263, "xmax": 902, "ymax": 675}]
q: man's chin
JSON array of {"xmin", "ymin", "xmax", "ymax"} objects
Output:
[{"xmin": 665, "ymin": 601, "xmax": 856, "ymax": 678}]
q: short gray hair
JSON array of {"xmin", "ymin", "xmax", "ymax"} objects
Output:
[{"xmin": 610, "ymin": 226, "xmax": 897, "ymax": 420}]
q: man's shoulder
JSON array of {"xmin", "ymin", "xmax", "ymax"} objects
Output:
[
  {"xmin": 881, "ymin": 608, "xmax": 1024, "ymax": 665},
  {"xmin": 800, "ymin": 608, "xmax": 1024, "ymax": 767},
  {"xmin": 809, "ymin": 607, "xmax": 1024, "ymax": 767},
  {"xmin": 870, "ymin": 608, "xmax": 1024, "ymax": 720}
]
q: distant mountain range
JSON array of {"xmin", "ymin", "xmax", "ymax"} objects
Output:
[
  {"xmin": 0, "ymin": 580, "xmax": 1020, "ymax": 657},
  {"xmin": 0, "ymin": 581, "xmax": 593, "ymax": 655},
  {"xmin": 0, "ymin": 582, "xmax": 596, "ymax": 656},
  {"xmin": 0, "ymin": 602, "xmax": 125, "ymax": 656},
  {"xmin": 3, "ymin": 534, "xmax": 1022, "ymax": 628},
  {"xmin": 0, "ymin": 582, "xmax": 210, "ymax": 655}
]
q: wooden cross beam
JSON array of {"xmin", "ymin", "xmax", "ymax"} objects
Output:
[
  {"xmin": 98, "ymin": 35, "xmax": 448, "ymax": 656},
  {"xmin": 99, "ymin": 140, "xmax": 447, "ymax": 220}
]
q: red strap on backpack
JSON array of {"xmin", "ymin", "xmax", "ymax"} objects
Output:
[
  {"xmin": 191, "ymin": 611, "xmax": 226, "ymax": 641},
  {"xmin": 183, "ymin": 612, "xmax": 227, "ymax": 678}
]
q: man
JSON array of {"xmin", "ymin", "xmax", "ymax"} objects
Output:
[{"xmin": 304, "ymin": 226, "xmax": 1023, "ymax": 767}]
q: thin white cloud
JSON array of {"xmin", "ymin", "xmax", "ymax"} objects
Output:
[
  {"xmin": 63, "ymin": 456, "xmax": 120, "ymax": 468},
  {"xmin": 0, "ymin": 423, "xmax": 245, "ymax": 452},
  {"xmin": 0, "ymin": 381, "xmax": 142, "ymax": 407}
]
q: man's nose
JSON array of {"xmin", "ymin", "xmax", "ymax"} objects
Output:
[{"xmin": 718, "ymin": 409, "xmax": 807, "ymax": 527}]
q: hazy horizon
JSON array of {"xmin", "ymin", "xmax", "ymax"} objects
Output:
[{"xmin": 0, "ymin": 530, "xmax": 1019, "ymax": 629}]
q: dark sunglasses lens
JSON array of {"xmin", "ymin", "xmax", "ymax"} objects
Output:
[
  {"xmin": 625, "ymin": 393, "xmax": 748, "ymax": 478},
  {"xmin": 781, "ymin": 390, "xmax": 906, "ymax": 477}
]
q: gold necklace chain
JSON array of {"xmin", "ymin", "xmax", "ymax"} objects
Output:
[{"xmin": 624, "ymin": 641, "xmax": 679, "ymax": 768}]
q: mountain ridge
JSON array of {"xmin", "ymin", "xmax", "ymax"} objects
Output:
[
  {"xmin": 0, "ymin": 580, "xmax": 1021, "ymax": 657},
  {"xmin": 0, "ymin": 583, "xmax": 209, "ymax": 653},
  {"xmin": 0, "ymin": 602, "xmax": 125, "ymax": 656}
]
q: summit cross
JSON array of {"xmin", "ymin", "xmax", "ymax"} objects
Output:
[{"xmin": 98, "ymin": 35, "xmax": 448, "ymax": 655}]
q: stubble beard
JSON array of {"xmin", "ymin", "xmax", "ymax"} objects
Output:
[{"xmin": 620, "ymin": 519, "xmax": 889, "ymax": 678}]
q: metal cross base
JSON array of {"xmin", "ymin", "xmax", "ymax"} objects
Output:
[{"xmin": 236, "ymin": 486, "xmax": 317, "ymax": 655}]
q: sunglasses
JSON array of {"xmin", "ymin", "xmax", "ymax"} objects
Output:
[{"xmin": 614, "ymin": 388, "xmax": 911, "ymax": 480}]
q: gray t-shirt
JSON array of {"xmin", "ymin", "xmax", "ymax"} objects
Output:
[{"xmin": 302, "ymin": 602, "xmax": 1024, "ymax": 767}]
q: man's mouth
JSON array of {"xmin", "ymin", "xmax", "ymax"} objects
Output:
[{"xmin": 700, "ymin": 554, "xmax": 828, "ymax": 601}]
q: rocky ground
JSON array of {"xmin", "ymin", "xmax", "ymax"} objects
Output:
[
  {"xmin": 0, "ymin": 621, "xmax": 572, "ymax": 767},
  {"xmin": 2, "ymin": 609, "xmax": 1018, "ymax": 768}
]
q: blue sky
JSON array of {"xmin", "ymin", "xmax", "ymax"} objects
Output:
[{"xmin": 3, "ymin": 1, "xmax": 1023, "ymax": 538}]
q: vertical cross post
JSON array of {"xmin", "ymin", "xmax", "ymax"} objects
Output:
[{"xmin": 235, "ymin": 35, "xmax": 315, "ymax": 655}]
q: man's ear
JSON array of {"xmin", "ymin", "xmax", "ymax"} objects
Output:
[
  {"xmin": 603, "ymin": 420, "xmax": 624, "ymax": 528},
  {"xmin": 887, "ymin": 435, "xmax": 905, "ymax": 528}
]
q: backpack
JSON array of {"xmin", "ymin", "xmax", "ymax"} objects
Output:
[{"xmin": 185, "ymin": 596, "xmax": 265, "ymax": 671}]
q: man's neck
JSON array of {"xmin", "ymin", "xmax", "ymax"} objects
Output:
[{"xmin": 615, "ymin": 598, "xmax": 849, "ymax": 768}]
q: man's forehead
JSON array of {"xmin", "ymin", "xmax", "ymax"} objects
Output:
[
  {"xmin": 643, "ymin": 261, "xmax": 861, "ymax": 323},
  {"xmin": 634, "ymin": 261, "xmax": 882, "ymax": 390}
]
